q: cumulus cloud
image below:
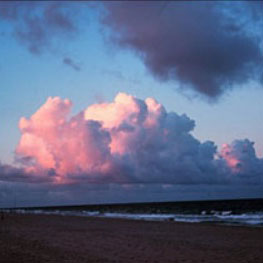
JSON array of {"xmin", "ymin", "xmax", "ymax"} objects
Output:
[
  {"xmin": 102, "ymin": 2, "xmax": 263, "ymax": 98},
  {"xmin": 3, "ymin": 93, "xmax": 260, "ymax": 186},
  {"xmin": 220, "ymin": 139, "xmax": 263, "ymax": 184},
  {"xmin": 0, "ymin": 92, "xmax": 263, "ymax": 206}
]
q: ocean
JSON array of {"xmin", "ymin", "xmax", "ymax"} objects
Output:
[{"xmin": 4, "ymin": 198, "xmax": 263, "ymax": 227}]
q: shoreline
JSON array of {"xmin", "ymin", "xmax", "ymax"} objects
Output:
[
  {"xmin": 3, "ymin": 209, "xmax": 263, "ymax": 227},
  {"xmin": 1, "ymin": 213, "xmax": 263, "ymax": 262}
]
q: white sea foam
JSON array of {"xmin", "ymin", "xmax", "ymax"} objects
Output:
[
  {"xmin": 5, "ymin": 209, "xmax": 263, "ymax": 226},
  {"xmin": 103, "ymin": 212, "xmax": 263, "ymax": 225}
]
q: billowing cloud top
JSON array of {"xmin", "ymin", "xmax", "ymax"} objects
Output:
[{"xmin": 1, "ymin": 92, "xmax": 260, "ymax": 186}]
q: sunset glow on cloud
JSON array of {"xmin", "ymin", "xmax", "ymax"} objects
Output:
[
  {"xmin": 2, "ymin": 93, "xmax": 259, "ymax": 186},
  {"xmin": 0, "ymin": 1, "xmax": 262, "ymax": 206}
]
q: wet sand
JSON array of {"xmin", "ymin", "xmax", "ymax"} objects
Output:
[{"xmin": 1, "ymin": 213, "xmax": 263, "ymax": 263}]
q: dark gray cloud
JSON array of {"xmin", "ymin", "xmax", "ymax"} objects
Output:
[
  {"xmin": 1, "ymin": 2, "xmax": 262, "ymax": 97},
  {"xmin": 102, "ymin": 1, "xmax": 263, "ymax": 98},
  {"xmin": 0, "ymin": 163, "xmax": 54, "ymax": 184},
  {"xmin": 0, "ymin": 2, "xmax": 80, "ymax": 54},
  {"xmin": 63, "ymin": 57, "xmax": 81, "ymax": 71}
]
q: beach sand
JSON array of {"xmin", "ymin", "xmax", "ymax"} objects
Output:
[{"xmin": 1, "ymin": 213, "xmax": 263, "ymax": 263}]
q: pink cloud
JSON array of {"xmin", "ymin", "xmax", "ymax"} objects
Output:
[
  {"xmin": 7, "ymin": 93, "xmax": 262, "ymax": 186},
  {"xmin": 16, "ymin": 96, "xmax": 113, "ymax": 183},
  {"xmin": 219, "ymin": 140, "xmax": 263, "ymax": 182}
]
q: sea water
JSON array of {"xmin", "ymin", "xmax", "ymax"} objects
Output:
[{"xmin": 6, "ymin": 209, "xmax": 263, "ymax": 226}]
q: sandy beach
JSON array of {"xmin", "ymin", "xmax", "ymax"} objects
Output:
[{"xmin": 1, "ymin": 213, "xmax": 263, "ymax": 263}]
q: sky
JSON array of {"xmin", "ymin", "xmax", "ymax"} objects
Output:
[{"xmin": 0, "ymin": 1, "xmax": 263, "ymax": 207}]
